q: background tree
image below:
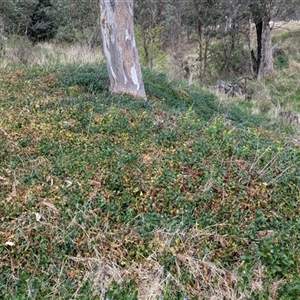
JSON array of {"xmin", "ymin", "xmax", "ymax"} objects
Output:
[
  {"xmin": 250, "ymin": 0, "xmax": 274, "ymax": 79},
  {"xmin": 27, "ymin": 0, "xmax": 56, "ymax": 43},
  {"xmin": 217, "ymin": 0, "xmax": 251, "ymax": 77},
  {"xmin": 134, "ymin": 0, "xmax": 164, "ymax": 68},
  {"xmin": 99, "ymin": 0, "xmax": 146, "ymax": 99},
  {"xmin": 0, "ymin": 0, "xmax": 38, "ymax": 35},
  {"xmin": 50, "ymin": 0, "xmax": 100, "ymax": 46},
  {"xmin": 1, "ymin": 0, "xmax": 299, "ymax": 85},
  {"xmin": 193, "ymin": 0, "xmax": 224, "ymax": 85},
  {"xmin": 160, "ymin": 0, "xmax": 183, "ymax": 48},
  {"xmin": 250, "ymin": 0, "xmax": 299, "ymax": 79}
]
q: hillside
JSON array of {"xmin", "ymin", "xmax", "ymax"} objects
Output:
[
  {"xmin": 0, "ymin": 62, "xmax": 299, "ymax": 299},
  {"xmin": 0, "ymin": 25, "xmax": 300, "ymax": 300}
]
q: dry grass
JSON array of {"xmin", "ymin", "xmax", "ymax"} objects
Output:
[
  {"xmin": 271, "ymin": 20, "xmax": 300, "ymax": 34},
  {"xmin": 62, "ymin": 225, "xmax": 285, "ymax": 300},
  {"xmin": 0, "ymin": 38, "xmax": 103, "ymax": 68}
]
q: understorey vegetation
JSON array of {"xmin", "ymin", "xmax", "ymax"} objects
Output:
[
  {"xmin": 1, "ymin": 1, "xmax": 300, "ymax": 295},
  {"xmin": 0, "ymin": 60, "xmax": 299, "ymax": 299}
]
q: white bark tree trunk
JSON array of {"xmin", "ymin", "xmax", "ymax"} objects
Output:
[
  {"xmin": 99, "ymin": 0, "xmax": 147, "ymax": 99},
  {"xmin": 258, "ymin": 15, "xmax": 274, "ymax": 80}
]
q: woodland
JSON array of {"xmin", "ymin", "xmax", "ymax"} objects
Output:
[
  {"xmin": 0, "ymin": 0, "xmax": 300, "ymax": 299},
  {"xmin": 1, "ymin": 0, "xmax": 299, "ymax": 84}
]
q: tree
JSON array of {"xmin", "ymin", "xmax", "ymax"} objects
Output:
[
  {"xmin": 182, "ymin": 0, "xmax": 225, "ymax": 85},
  {"xmin": 0, "ymin": 0, "xmax": 38, "ymax": 35},
  {"xmin": 250, "ymin": 0, "xmax": 273, "ymax": 79},
  {"xmin": 250, "ymin": 0, "xmax": 299, "ymax": 80},
  {"xmin": 134, "ymin": 0, "xmax": 164, "ymax": 68},
  {"xmin": 51, "ymin": 0, "xmax": 100, "ymax": 45},
  {"xmin": 99, "ymin": 0, "xmax": 146, "ymax": 99},
  {"xmin": 27, "ymin": 0, "xmax": 57, "ymax": 43}
]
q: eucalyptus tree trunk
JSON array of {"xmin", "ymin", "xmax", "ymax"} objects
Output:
[
  {"xmin": 257, "ymin": 15, "xmax": 274, "ymax": 80},
  {"xmin": 99, "ymin": 0, "xmax": 146, "ymax": 99}
]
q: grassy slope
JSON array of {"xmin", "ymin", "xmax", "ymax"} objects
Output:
[{"xmin": 0, "ymin": 31, "xmax": 300, "ymax": 299}]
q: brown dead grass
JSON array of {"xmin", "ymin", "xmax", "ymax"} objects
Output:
[
  {"xmin": 65, "ymin": 226, "xmax": 285, "ymax": 299},
  {"xmin": 1, "ymin": 40, "xmax": 103, "ymax": 68}
]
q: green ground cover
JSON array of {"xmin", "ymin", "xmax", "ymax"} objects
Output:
[{"xmin": 0, "ymin": 63, "xmax": 299, "ymax": 299}]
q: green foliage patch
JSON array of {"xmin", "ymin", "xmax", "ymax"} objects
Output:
[{"xmin": 0, "ymin": 64, "xmax": 299, "ymax": 299}]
